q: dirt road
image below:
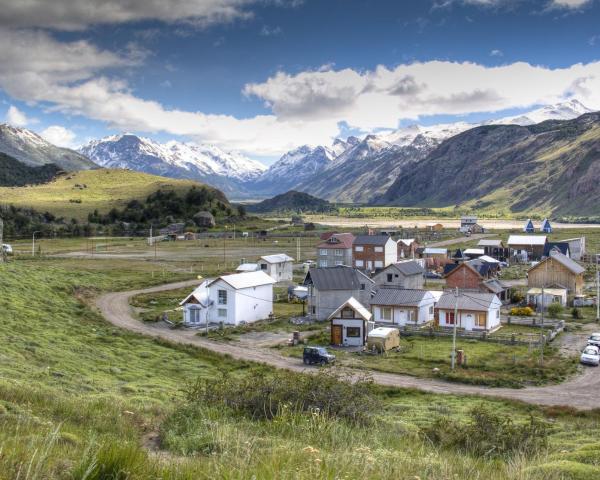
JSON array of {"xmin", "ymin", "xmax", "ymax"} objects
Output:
[{"xmin": 96, "ymin": 280, "xmax": 600, "ymax": 409}]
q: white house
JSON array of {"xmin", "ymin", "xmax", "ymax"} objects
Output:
[
  {"xmin": 258, "ymin": 254, "xmax": 295, "ymax": 282},
  {"xmin": 436, "ymin": 292, "xmax": 502, "ymax": 332},
  {"xmin": 236, "ymin": 263, "xmax": 260, "ymax": 273},
  {"xmin": 526, "ymin": 287, "xmax": 568, "ymax": 308},
  {"xmin": 180, "ymin": 271, "xmax": 275, "ymax": 326},
  {"xmin": 329, "ymin": 297, "xmax": 374, "ymax": 347},
  {"xmin": 370, "ymin": 288, "xmax": 436, "ymax": 326}
]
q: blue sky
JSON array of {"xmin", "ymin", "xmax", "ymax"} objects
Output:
[{"xmin": 1, "ymin": 0, "xmax": 600, "ymax": 163}]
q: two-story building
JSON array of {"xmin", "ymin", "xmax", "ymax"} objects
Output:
[
  {"xmin": 316, "ymin": 233, "xmax": 355, "ymax": 268},
  {"xmin": 527, "ymin": 251, "xmax": 585, "ymax": 298},
  {"xmin": 257, "ymin": 254, "xmax": 295, "ymax": 283},
  {"xmin": 372, "ymin": 260, "xmax": 425, "ymax": 289},
  {"xmin": 352, "ymin": 235, "xmax": 397, "ymax": 272}
]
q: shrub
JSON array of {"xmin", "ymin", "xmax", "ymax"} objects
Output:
[
  {"xmin": 571, "ymin": 307, "xmax": 584, "ymax": 320},
  {"xmin": 547, "ymin": 303, "xmax": 564, "ymax": 318},
  {"xmin": 510, "ymin": 306, "xmax": 534, "ymax": 316},
  {"xmin": 72, "ymin": 442, "xmax": 148, "ymax": 480},
  {"xmin": 183, "ymin": 370, "xmax": 379, "ymax": 425},
  {"xmin": 510, "ymin": 291, "xmax": 525, "ymax": 304},
  {"xmin": 423, "ymin": 405, "xmax": 549, "ymax": 459}
]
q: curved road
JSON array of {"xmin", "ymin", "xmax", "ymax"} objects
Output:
[{"xmin": 96, "ymin": 280, "xmax": 600, "ymax": 409}]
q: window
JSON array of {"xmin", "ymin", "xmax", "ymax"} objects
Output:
[
  {"xmin": 346, "ymin": 327, "xmax": 361, "ymax": 337},
  {"xmin": 320, "ymin": 249, "xmax": 328, "ymax": 256},
  {"xmin": 429, "ymin": 306, "xmax": 434, "ymax": 315},
  {"xmin": 374, "ymin": 246, "xmax": 383, "ymax": 253},
  {"xmin": 341, "ymin": 307, "xmax": 355, "ymax": 318},
  {"xmin": 387, "ymin": 273, "xmax": 393, "ymax": 282},
  {"xmin": 374, "ymin": 260, "xmax": 383, "ymax": 268},
  {"xmin": 446, "ymin": 311, "xmax": 455, "ymax": 325},
  {"xmin": 218, "ymin": 308, "xmax": 227, "ymax": 318},
  {"xmin": 408, "ymin": 310, "xmax": 415, "ymax": 322},
  {"xmin": 311, "ymin": 306, "xmax": 316, "ymax": 314},
  {"xmin": 355, "ymin": 260, "xmax": 364, "ymax": 267},
  {"xmin": 334, "ymin": 249, "xmax": 343, "ymax": 256},
  {"xmin": 476, "ymin": 313, "xmax": 486, "ymax": 327},
  {"xmin": 218, "ymin": 289, "xmax": 227, "ymax": 305},
  {"xmin": 360, "ymin": 283, "xmax": 366, "ymax": 290},
  {"xmin": 319, "ymin": 260, "xmax": 328, "ymax": 267},
  {"xmin": 355, "ymin": 246, "xmax": 364, "ymax": 252},
  {"xmin": 260, "ymin": 263, "xmax": 267, "ymax": 270},
  {"xmin": 381, "ymin": 307, "xmax": 392, "ymax": 321}
]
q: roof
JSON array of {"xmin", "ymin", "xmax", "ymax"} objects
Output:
[
  {"xmin": 423, "ymin": 247, "xmax": 447, "ymax": 255},
  {"xmin": 443, "ymin": 263, "xmax": 459, "ymax": 276},
  {"xmin": 367, "ymin": 327, "xmax": 398, "ymax": 339},
  {"xmin": 544, "ymin": 242, "xmax": 570, "ymax": 257},
  {"xmin": 397, "ymin": 238, "xmax": 415, "ymax": 246},
  {"xmin": 236, "ymin": 263, "xmax": 259, "ymax": 272},
  {"xmin": 210, "ymin": 271, "xmax": 276, "ymax": 290},
  {"xmin": 180, "ymin": 280, "xmax": 211, "ymax": 306},
  {"xmin": 260, "ymin": 254, "xmax": 294, "ymax": 264},
  {"xmin": 478, "ymin": 255, "xmax": 500, "ymax": 264},
  {"xmin": 444, "ymin": 260, "xmax": 492, "ymax": 279},
  {"xmin": 482, "ymin": 279, "xmax": 508, "ymax": 294},
  {"xmin": 317, "ymin": 233, "xmax": 355, "ymax": 249},
  {"xmin": 328, "ymin": 297, "xmax": 372, "ymax": 321},
  {"xmin": 353, "ymin": 234, "xmax": 392, "ymax": 246},
  {"xmin": 371, "ymin": 288, "xmax": 432, "ymax": 307},
  {"xmin": 437, "ymin": 291, "xmax": 500, "ymax": 311},
  {"xmin": 428, "ymin": 290, "xmax": 444, "ymax": 302},
  {"xmin": 464, "ymin": 248, "xmax": 484, "ymax": 255},
  {"xmin": 507, "ymin": 235, "xmax": 547, "ymax": 246},
  {"xmin": 477, "ymin": 239, "xmax": 503, "ymax": 247},
  {"xmin": 527, "ymin": 287, "xmax": 567, "ymax": 296},
  {"xmin": 383, "ymin": 260, "xmax": 425, "ymax": 277},
  {"xmin": 303, "ymin": 266, "xmax": 375, "ymax": 291},
  {"xmin": 547, "ymin": 251, "xmax": 585, "ymax": 275}
]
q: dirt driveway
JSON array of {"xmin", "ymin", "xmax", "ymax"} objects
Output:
[{"xmin": 96, "ymin": 280, "xmax": 600, "ymax": 410}]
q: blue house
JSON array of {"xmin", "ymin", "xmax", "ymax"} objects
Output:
[
  {"xmin": 523, "ymin": 219, "xmax": 535, "ymax": 233},
  {"xmin": 540, "ymin": 218, "xmax": 552, "ymax": 234}
]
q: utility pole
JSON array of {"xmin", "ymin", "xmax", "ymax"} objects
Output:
[
  {"xmin": 540, "ymin": 285, "xmax": 544, "ymax": 366},
  {"xmin": 451, "ymin": 286, "xmax": 459, "ymax": 370},
  {"xmin": 32, "ymin": 231, "xmax": 41, "ymax": 257},
  {"xmin": 0, "ymin": 217, "xmax": 4, "ymax": 263},
  {"xmin": 296, "ymin": 237, "xmax": 301, "ymax": 262},
  {"xmin": 596, "ymin": 253, "xmax": 599, "ymax": 322}
]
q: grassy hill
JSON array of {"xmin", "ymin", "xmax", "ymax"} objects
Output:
[
  {"xmin": 247, "ymin": 190, "xmax": 333, "ymax": 213},
  {"xmin": 0, "ymin": 169, "xmax": 226, "ymax": 221},
  {"xmin": 0, "ymin": 152, "xmax": 62, "ymax": 186},
  {"xmin": 377, "ymin": 113, "xmax": 600, "ymax": 219}
]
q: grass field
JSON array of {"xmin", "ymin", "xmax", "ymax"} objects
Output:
[
  {"xmin": 2, "ymin": 256, "xmax": 600, "ymax": 478},
  {"xmin": 0, "ymin": 169, "xmax": 206, "ymax": 221}
]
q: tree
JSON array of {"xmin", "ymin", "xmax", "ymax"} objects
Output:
[{"xmin": 547, "ymin": 302, "xmax": 563, "ymax": 318}]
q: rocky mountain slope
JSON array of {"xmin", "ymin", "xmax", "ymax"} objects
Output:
[
  {"xmin": 79, "ymin": 134, "xmax": 266, "ymax": 195},
  {"xmin": 0, "ymin": 124, "xmax": 96, "ymax": 171},
  {"xmin": 0, "ymin": 152, "xmax": 62, "ymax": 186},
  {"xmin": 377, "ymin": 113, "xmax": 600, "ymax": 217}
]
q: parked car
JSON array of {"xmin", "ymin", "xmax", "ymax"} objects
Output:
[
  {"xmin": 303, "ymin": 346, "xmax": 335, "ymax": 365},
  {"xmin": 425, "ymin": 271, "xmax": 442, "ymax": 279},
  {"xmin": 2, "ymin": 244, "xmax": 12, "ymax": 255},
  {"xmin": 587, "ymin": 333, "xmax": 600, "ymax": 349},
  {"xmin": 580, "ymin": 345, "xmax": 600, "ymax": 366}
]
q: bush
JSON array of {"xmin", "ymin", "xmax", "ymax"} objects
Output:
[
  {"xmin": 423, "ymin": 405, "xmax": 549, "ymax": 459},
  {"xmin": 572, "ymin": 308, "xmax": 584, "ymax": 320},
  {"xmin": 547, "ymin": 303, "xmax": 564, "ymax": 318},
  {"xmin": 510, "ymin": 306, "xmax": 534, "ymax": 317},
  {"xmin": 510, "ymin": 291, "xmax": 525, "ymax": 304},
  {"xmin": 183, "ymin": 370, "xmax": 379, "ymax": 425}
]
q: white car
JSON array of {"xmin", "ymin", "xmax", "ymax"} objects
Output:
[
  {"xmin": 1, "ymin": 244, "xmax": 12, "ymax": 255},
  {"xmin": 580, "ymin": 345, "xmax": 600, "ymax": 366},
  {"xmin": 587, "ymin": 333, "xmax": 600, "ymax": 349}
]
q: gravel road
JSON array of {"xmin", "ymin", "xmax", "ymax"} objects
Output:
[{"xmin": 96, "ymin": 280, "xmax": 600, "ymax": 409}]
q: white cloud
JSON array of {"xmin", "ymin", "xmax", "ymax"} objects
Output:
[
  {"xmin": 551, "ymin": 0, "xmax": 591, "ymax": 7},
  {"xmin": 490, "ymin": 49, "xmax": 504, "ymax": 57},
  {"xmin": 260, "ymin": 25, "xmax": 282, "ymax": 36},
  {"xmin": 5, "ymin": 105, "xmax": 29, "ymax": 126},
  {"xmin": 40, "ymin": 125, "xmax": 77, "ymax": 148}
]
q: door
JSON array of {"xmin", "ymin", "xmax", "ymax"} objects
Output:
[
  {"xmin": 367, "ymin": 260, "xmax": 373, "ymax": 270},
  {"xmin": 331, "ymin": 325, "xmax": 343, "ymax": 345}
]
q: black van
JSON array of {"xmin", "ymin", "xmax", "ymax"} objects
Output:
[{"xmin": 303, "ymin": 346, "xmax": 335, "ymax": 365}]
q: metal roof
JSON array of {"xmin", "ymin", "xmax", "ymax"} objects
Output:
[
  {"xmin": 548, "ymin": 251, "xmax": 585, "ymax": 275},
  {"xmin": 477, "ymin": 239, "xmax": 503, "ymax": 247},
  {"xmin": 507, "ymin": 235, "xmax": 547, "ymax": 246},
  {"xmin": 211, "ymin": 271, "xmax": 276, "ymax": 290},
  {"xmin": 384, "ymin": 260, "xmax": 424, "ymax": 277},
  {"xmin": 482, "ymin": 279, "xmax": 507, "ymax": 294},
  {"xmin": 423, "ymin": 247, "xmax": 447, "ymax": 255},
  {"xmin": 478, "ymin": 255, "xmax": 500, "ymax": 263},
  {"xmin": 371, "ymin": 288, "xmax": 433, "ymax": 307},
  {"xmin": 303, "ymin": 266, "xmax": 374, "ymax": 291},
  {"xmin": 236, "ymin": 263, "xmax": 259, "ymax": 272},
  {"xmin": 353, "ymin": 235, "xmax": 392, "ymax": 246},
  {"xmin": 437, "ymin": 291, "xmax": 500, "ymax": 311},
  {"xmin": 464, "ymin": 248, "xmax": 485, "ymax": 255},
  {"xmin": 328, "ymin": 297, "xmax": 372, "ymax": 321},
  {"xmin": 260, "ymin": 254, "xmax": 295, "ymax": 264},
  {"xmin": 317, "ymin": 233, "xmax": 355, "ymax": 249}
]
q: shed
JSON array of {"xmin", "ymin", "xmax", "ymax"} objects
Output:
[
  {"xmin": 366, "ymin": 327, "xmax": 400, "ymax": 352},
  {"xmin": 329, "ymin": 297, "xmax": 374, "ymax": 347}
]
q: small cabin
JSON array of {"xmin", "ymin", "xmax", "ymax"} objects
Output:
[{"xmin": 328, "ymin": 297, "xmax": 374, "ymax": 347}]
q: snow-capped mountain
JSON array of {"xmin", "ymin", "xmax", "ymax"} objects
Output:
[
  {"xmin": 79, "ymin": 134, "xmax": 266, "ymax": 193},
  {"xmin": 494, "ymin": 99, "xmax": 593, "ymax": 126},
  {"xmin": 0, "ymin": 123, "xmax": 96, "ymax": 171}
]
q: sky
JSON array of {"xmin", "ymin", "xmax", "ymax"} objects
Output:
[{"xmin": 1, "ymin": 0, "xmax": 600, "ymax": 164}]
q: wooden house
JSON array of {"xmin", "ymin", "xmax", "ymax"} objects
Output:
[{"xmin": 527, "ymin": 251, "xmax": 585, "ymax": 298}]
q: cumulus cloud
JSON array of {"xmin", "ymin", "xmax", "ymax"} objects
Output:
[
  {"xmin": 551, "ymin": 0, "xmax": 591, "ymax": 7},
  {"xmin": 40, "ymin": 125, "xmax": 77, "ymax": 148},
  {"xmin": 490, "ymin": 49, "xmax": 504, "ymax": 57},
  {"xmin": 5, "ymin": 105, "xmax": 29, "ymax": 126}
]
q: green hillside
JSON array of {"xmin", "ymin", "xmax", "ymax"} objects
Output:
[
  {"xmin": 378, "ymin": 113, "xmax": 600, "ymax": 219},
  {"xmin": 247, "ymin": 190, "xmax": 333, "ymax": 213},
  {"xmin": 0, "ymin": 169, "xmax": 226, "ymax": 221},
  {"xmin": 0, "ymin": 152, "xmax": 61, "ymax": 187}
]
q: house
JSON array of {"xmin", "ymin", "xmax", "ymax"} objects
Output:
[
  {"xmin": 258, "ymin": 254, "xmax": 295, "ymax": 282},
  {"xmin": 444, "ymin": 260, "xmax": 508, "ymax": 300},
  {"xmin": 316, "ymin": 233, "xmax": 355, "ymax": 268},
  {"xmin": 562, "ymin": 237, "xmax": 586, "ymax": 261},
  {"xmin": 436, "ymin": 292, "xmax": 502, "ymax": 332},
  {"xmin": 544, "ymin": 242, "xmax": 570, "ymax": 258},
  {"xmin": 329, "ymin": 297, "xmax": 374, "ymax": 347},
  {"xmin": 523, "ymin": 219, "xmax": 535, "ymax": 233},
  {"xmin": 460, "ymin": 216, "xmax": 478, "ymax": 233},
  {"xmin": 526, "ymin": 287, "xmax": 568, "ymax": 309},
  {"xmin": 463, "ymin": 248, "xmax": 485, "ymax": 259},
  {"xmin": 236, "ymin": 263, "xmax": 260, "ymax": 273},
  {"xmin": 422, "ymin": 247, "xmax": 449, "ymax": 270},
  {"xmin": 507, "ymin": 235, "xmax": 547, "ymax": 261},
  {"xmin": 397, "ymin": 238, "xmax": 419, "ymax": 259},
  {"xmin": 352, "ymin": 235, "xmax": 397, "ymax": 271},
  {"xmin": 477, "ymin": 239, "xmax": 508, "ymax": 260},
  {"xmin": 527, "ymin": 251, "xmax": 585, "ymax": 298},
  {"xmin": 180, "ymin": 271, "xmax": 275, "ymax": 326},
  {"xmin": 371, "ymin": 288, "xmax": 436, "ymax": 325},
  {"xmin": 372, "ymin": 260, "xmax": 425, "ymax": 289},
  {"xmin": 303, "ymin": 266, "xmax": 376, "ymax": 321},
  {"xmin": 540, "ymin": 218, "xmax": 552, "ymax": 234}
]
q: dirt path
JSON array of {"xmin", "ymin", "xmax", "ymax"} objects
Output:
[
  {"xmin": 96, "ymin": 280, "xmax": 600, "ymax": 409},
  {"xmin": 428, "ymin": 233, "xmax": 492, "ymax": 247}
]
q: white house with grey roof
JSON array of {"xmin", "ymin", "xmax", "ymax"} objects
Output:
[
  {"xmin": 303, "ymin": 266, "xmax": 376, "ymax": 321},
  {"xmin": 371, "ymin": 288, "xmax": 436, "ymax": 326},
  {"xmin": 436, "ymin": 292, "xmax": 502, "ymax": 332},
  {"xmin": 258, "ymin": 254, "xmax": 295, "ymax": 283},
  {"xmin": 372, "ymin": 260, "xmax": 425, "ymax": 289}
]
